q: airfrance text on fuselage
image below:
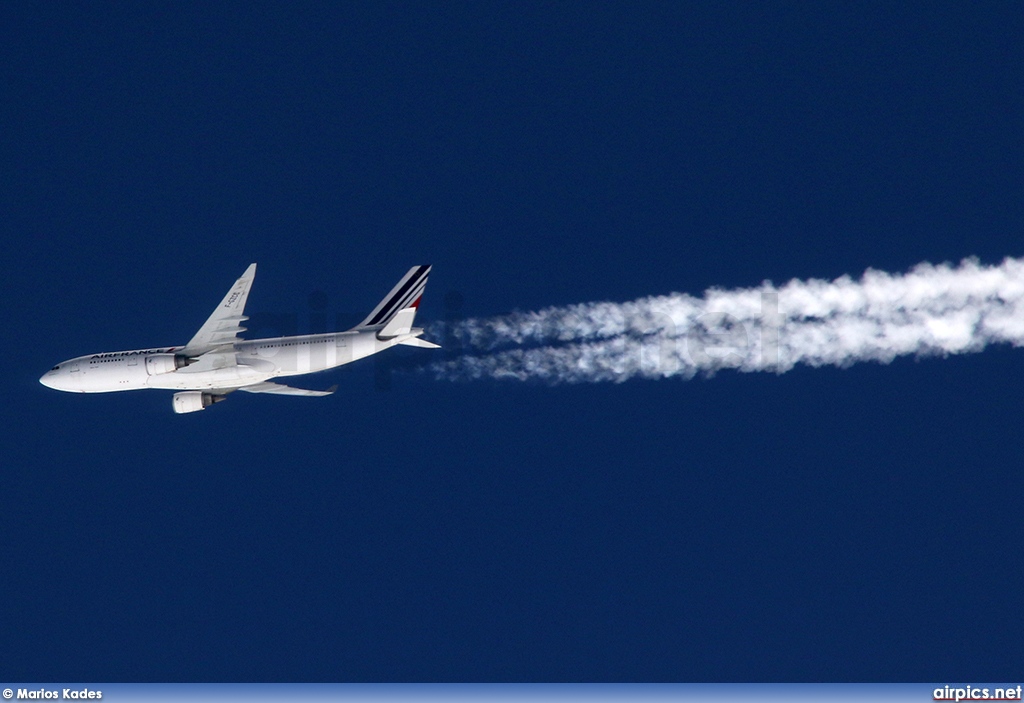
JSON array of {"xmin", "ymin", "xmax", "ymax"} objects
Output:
[{"xmin": 89, "ymin": 348, "xmax": 176, "ymax": 359}]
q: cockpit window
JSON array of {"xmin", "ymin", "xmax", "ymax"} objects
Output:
[{"xmin": 51, "ymin": 366, "xmax": 59, "ymax": 371}]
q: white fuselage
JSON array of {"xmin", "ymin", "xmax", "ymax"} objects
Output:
[{"xmin": 39, "ymin": 330, "xmax": 406, "ymax": 394}]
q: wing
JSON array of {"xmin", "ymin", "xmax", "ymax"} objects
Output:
[
  {"xmin": 181, "ymin": 263, "xmax": 257, "ymax": 355},
  {"xmin": 237, "ymin": 382, "xmax": 338, "ymax": 397}
]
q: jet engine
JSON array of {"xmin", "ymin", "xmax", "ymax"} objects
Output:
[
  {"xmin": 146, "ymin": 353, "xmax": 195, "ymax": 375},
  {"xmin": 172, "ymin": 391, "xmax": 226, "ymax": 414}
]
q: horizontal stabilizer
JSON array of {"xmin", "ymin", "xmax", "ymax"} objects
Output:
[
  {"xmin": 237, "ymin": 382, "xmax": 337, "ymax": 397},
  {"xmin": 398, "ymin": 336, "xmax": 441, "ymax": 349}
]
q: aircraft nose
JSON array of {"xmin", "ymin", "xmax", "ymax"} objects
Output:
[{"xmin": 40, "ymin": 370, "xmax": 60, "ymax": 390}]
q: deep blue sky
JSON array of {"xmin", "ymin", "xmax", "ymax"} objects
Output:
[{"xmin": 2, "ymin": 2, "xmax": 1023, "ymax": 681}]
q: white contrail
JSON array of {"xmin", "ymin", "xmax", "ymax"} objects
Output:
[{"xmin": 426, "ymin": 257, "xmax": 1024, "ymax": 383}]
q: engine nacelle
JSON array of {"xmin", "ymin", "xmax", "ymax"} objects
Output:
[
  {"xmin": 146, "ymin": 353, "xmax": 195, "ymax": 375},
  {"xmin": 172, "ymin": 391, "xmax": 226, "ymax": 414}
]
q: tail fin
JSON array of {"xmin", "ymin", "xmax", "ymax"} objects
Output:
[
  {"xmin": 357, "ymin": 265, "xmax": 432, "ymax": 329},
  {"xmin": 378, "ymin": 306, "xmax": 417, "ymax": 338}
]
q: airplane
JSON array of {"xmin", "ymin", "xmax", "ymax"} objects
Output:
[{"xmin": 39, "ymin": 264, "xmax": 439, "ymax": 413}]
